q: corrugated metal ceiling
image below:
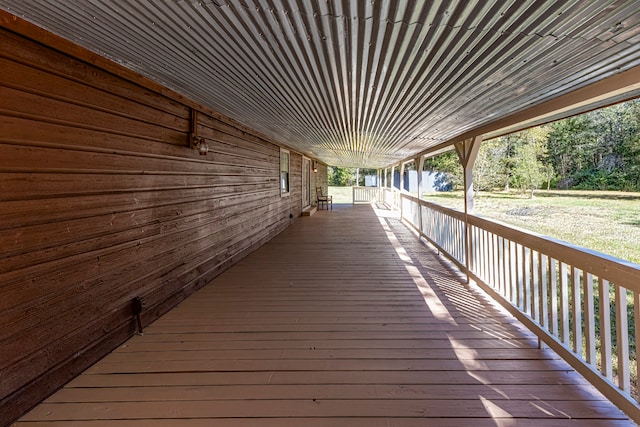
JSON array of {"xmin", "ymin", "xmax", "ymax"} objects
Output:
[{"xmin": 1, "ymin": 0, "xmax": 640, "ymax": 167}]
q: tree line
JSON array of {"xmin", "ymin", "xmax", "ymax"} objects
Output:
[
  {"xmin": 426, "ymin": 99, "xmax": 640, "ymax": 196},
  {"xmin": 328, "ymin": 167, "xmax": 378, "ymax": 186},
  {"xmin": 328, "ymin": 100, "xmax": 640, "ymax": 194}
]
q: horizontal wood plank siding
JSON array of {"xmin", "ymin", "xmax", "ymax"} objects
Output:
[{"xmin": 0, "ymin": 25, "xmax": 303, "ymax": 426}]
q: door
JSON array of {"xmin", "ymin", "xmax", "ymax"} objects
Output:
[{"xmin": 302, "ymin": 157, "xmax": 311, "ymax": 208}]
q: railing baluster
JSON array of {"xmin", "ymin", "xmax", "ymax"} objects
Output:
[
  {"xmin": 498, "ymin": 236, "xmax": 505, "ymax": 295},
  {"xmin": 489, "ymin": 233, "xmax": 495, "ymax": 287},
  {"xmin": 635, "ymin": 291, "xmax": 640, "ymax": 400},
  {"xmin": 599, "ymin": 278, "xmax": 613, "ymax": 380},
  {"xmin": 518, "ymin": 244, "xmax": 525, "ymax": 311},
  {"xmin": 550, "ymin": 258, "xmax": 558, "ymax": 336},
  {"xmin": 615, "ymin": 284, "xmax": 631, "ymax": 393},
  {"xmin": 560, "ymin": 263, "xmax": 570, "ymax": 346},
  {"xmin": 478, "ymin": 229, "xmax": 484, "ymax": 280},
  {"xmin": 572, "ymin": 267, "xmax": 583, "ymax": 355},
  {"xmin": 485, "ymin": 230, "xmax": 490, "ymax": 282},
  {"xmin": 493, "ymin": 233, "xmax": 503, "ymax": 292},
  {"xmin": 532, "ymin": 250, "xmax": 540, "ymax": 322},
  {"xmin": 459, "ymin": 219, "xmax": 463, "ymax": 262},
  {"xmin": 583, "ymin": 273, "xmax": 596, "ymax": 364},
  {"xmin": 504, "ymin": 239, "xmax": 513, "ymax": 302},
  {"xmin": 470, "ymin": 224, "xmax": 476, "ymax": 271},
  {"xmin": 510, "ymin": 241, "xmax": 517, "ymax": 305},
  {"xmin": 540, "ymin": 253, "xmax": 549, "ymax": 329},
  {"xmin": 524, "ymin": 247, "xmax": 530, "ymax": 315}
]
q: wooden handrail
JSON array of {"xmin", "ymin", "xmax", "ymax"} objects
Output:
[{"xmin": 397, "ymin": 190, "xmax": 640, "ymax": 423}]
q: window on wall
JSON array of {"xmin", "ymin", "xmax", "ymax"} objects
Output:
[{"xmin": 280, "ymin": 148, "xmax": 290, "ymax": 196}]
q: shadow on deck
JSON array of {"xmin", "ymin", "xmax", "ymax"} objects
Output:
[{"xmin": 15, "ymin": 204, "xmax": 635, "ymax": 426}]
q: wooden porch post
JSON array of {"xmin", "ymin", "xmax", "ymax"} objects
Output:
[
  {"xmin": 454, "ymin": 136, "xmax": 482, "ymax": 281},
  {"xmin": 416, "ymin": 155, "xmax": 425, "ymax": 232},
  {"xmin": 399, "ymin": 162, "xmax": 406, "ymax": 216},
  {"xmin": 416, "ymin": 156, "xmax": 425, "ymax": 200}
]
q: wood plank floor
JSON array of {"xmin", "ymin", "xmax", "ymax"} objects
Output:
[{"xmin": 15, "ymin": 204, "xmax": 636, "ymax": 426}]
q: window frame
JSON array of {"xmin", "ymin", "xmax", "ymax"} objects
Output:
[{"xmin": 280, "ymin": 148, "xmax": 290, "ymax": 197}]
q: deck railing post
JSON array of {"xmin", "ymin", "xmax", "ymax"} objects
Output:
[
  {"xmin": 416, "ymin": 155, "xmax": 425, "ymax": 232},
  {"xmin": 454, "ymin": 136, "xmax": 482, "ymax": 282},
  {"xmin": 399, "ymin": 162, "xmax": 405, "ymax": 218}
]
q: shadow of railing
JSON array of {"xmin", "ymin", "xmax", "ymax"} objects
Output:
[{"xmin": 393, "ymin": 189, "xmax": 640, "ymax": 423}]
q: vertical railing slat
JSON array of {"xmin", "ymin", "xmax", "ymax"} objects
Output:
[
  {"xmin": 540, "ymin": 253, "xmax": 549, "ymax": 329},
  {"xmin": 583, "ymin": 273, "xmax": 596, "ymax": 364},
  {"xmin": 616, "ymin": 284, "xmax": 631, "ymax": 393},
  {"xmin": 572, "ymin": 267, "xmax": 583, "ymax": 355},
  {"xmin": 560, "ymin": 263, "xmax": 570, "ymax": 346},
  {"xmin": 550, "ymin": 258, "xmax": 559, "ymax": 336},
  {"xmin": 599, "ymin": 278, "xmax": 613, "ymax": 380},
  {"xmin": 529, "ymin": 250, "xmax": 542, "ymax": 323},
  {"xmin": 499, "ymin": 236, "xmax": 504, "ymax": 293},
  {"xmin": 635, "ymin": 291, "xmax": 640, "ymax": 399},
  {"xmin": 517, "ymin": 244, "xmax": 524, "ymax": 310},
  {"xmin": 510, "ymin": 241, "xmax": 517, "ymax": 306}
]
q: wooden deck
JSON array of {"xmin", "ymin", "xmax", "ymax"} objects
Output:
[{"xmin": 15, "ymin": 204, "xmax": 635, "ymax": 426}]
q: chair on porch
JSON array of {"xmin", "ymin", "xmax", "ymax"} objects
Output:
[{"xmin": 316, "ymin": 187, "xmax": 332, "ymax": 210}]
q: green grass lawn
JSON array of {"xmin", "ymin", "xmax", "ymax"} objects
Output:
[
  {"xmin": 328, "ymin": 186, "xmax": 354, "ymax": 204},
  {"xmin": 423, "ymin": 189, "xmax": 640, "ymax": 265},
  {"xmin": 328, "ymin": 186, "xmax": 640, "ymax": 264}
]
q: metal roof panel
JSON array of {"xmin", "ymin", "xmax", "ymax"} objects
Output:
[{"xmin": 2, "ymin": 0, "xmax": 639, "ymax": 167}]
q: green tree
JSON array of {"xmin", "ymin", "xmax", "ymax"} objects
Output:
[
  {"xmin": 473, "ymin": 139, "xmax": 507, "ymax": 194},
  {"xmin": 328, "ymin": 166, "xmax": 355, "ymax": 186},
  {"xmin": 546, "ymin": 115, "xmax": 594, "ymax": 183},
  {"xmin": 500, "ymin": 133, "xmax": 523, "ymax": 191},
  {"xmin": 511, "ymin": 127, "xmax": 550, "ymax": 198}
]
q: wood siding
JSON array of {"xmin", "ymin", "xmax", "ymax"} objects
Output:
[{"xmin": 0, "ymin": 25, "xmax": 308, "ymax": 426}]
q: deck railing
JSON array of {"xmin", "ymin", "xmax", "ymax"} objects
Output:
[
  {"xmin": 352, "ymin": 186, "xmax": 379, "ymax": 204},
  {"xmin": 397, "ymin": 190, "xmax": 640, "ymax": 422},
  {"xmin": 381, "ymin": 187, "xmax": 400, "ymax": 208}
]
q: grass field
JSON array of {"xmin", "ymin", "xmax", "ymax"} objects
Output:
[
  {"xmin": 328, "ymin": 186, "xmax": 355, "ymax": 204},
  {"xmin": 329, "ymin": 187, "xmax": 640, "ymax": 264}
]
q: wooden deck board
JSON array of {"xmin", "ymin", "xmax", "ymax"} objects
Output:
[{"xmin": 15, "ymin": 204, "xmax": 636, "ymax": 426}]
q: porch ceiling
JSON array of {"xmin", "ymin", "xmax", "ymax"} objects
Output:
[{"xmin": 1, "ymin": 1, "xmax": 640, "ymax": 168}]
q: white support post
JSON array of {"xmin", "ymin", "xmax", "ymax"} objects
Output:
[
  {"xmin": 397, "ymin": 163, "xmax": 403, "ymax": 214},
  {"xmin": 391, "ymin": 165, "xmax": 396, "ymax": 189},
  {"xmin": 454, "ymin": 136, "xmax": 483, "ymax": 281},
  {"xmin": 416, "ymin": 156, "xmax": 425, "ymax": 200},
  {"xmin": 416, "ymin": 156, "xmax": 425, "ymax": 234}
]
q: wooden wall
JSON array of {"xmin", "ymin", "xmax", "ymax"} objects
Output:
[
  {"xmin": 315, "ymin": 162, "xmax": 329, "ymax": 199},
  {"xmin": 0, "ymin": 22, "xmax": 310, "ymax": 426}
]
